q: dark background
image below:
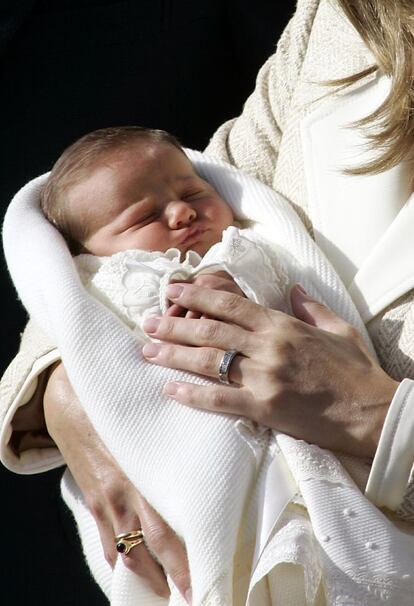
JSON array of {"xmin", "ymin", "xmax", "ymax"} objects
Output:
[{"xmin": 0, "ymin": 1, "xmax": 294, "ymax": 603}]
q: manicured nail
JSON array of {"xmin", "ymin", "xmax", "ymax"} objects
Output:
[
  {"xmin": 184, "ymin": 589, "xmax": 193, "ymax": 605},
  {"xmin": 142, "ymin": 343, "xmax": 161, "ymax": 358},
  {"xmin": 164, "ymin": 382, "xmax": 178, "ymax": 396},
  {"xmin": 166, "ymin": 284, "xmax": 184, "ymax": 299},
  {"xmin": 143, "ymin": 317, "xmax": 161, "ymax": 333}
]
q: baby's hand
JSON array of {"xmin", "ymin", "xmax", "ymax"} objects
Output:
[{"xmin": 166, "ymin": 271, "xmax": 245, "ymax": 319}]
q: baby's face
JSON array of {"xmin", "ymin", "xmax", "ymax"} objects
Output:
[{"xmin": 69, "ymin": 143, "xmax": 234, "ymax": 257}]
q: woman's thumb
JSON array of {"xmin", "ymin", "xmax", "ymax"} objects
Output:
[{"xmin": 290, "ymin": 284, "xmax": 345, "ymax": 333}]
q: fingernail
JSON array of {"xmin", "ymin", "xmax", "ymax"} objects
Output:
[
  {"xmin": 185, "ymin": 589, "xmax": 193, "ymax": 605},
  {"xmin": 295, "ymin": 284, "xmax": 308, "ymax": 295},
  {"xmin": 142, "ymin": 343, "xmax": 161, "ymax": 358},
  {"xmin": 143, "ymin": 317, "xmax": 161, "ymax": 333},
  {"xmin": 293, "ymin": 284, "xmax": 315, "ymax": 301},
  {"xmin": 166, "ymin": 284, "xmax": 184, "ymax": 299},
  {"xmin": 164, "ymin": 382, "xmax": 178, "ymax": 396}
]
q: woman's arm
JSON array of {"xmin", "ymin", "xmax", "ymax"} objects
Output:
[
  {"xmin": 44, "ymin": 362, "xmax": 192, "ymax": 603},
  {"xmin": 142, "ymin": 283, "xmax": 398, "ymax": 459}
]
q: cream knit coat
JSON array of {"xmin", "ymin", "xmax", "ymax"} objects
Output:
[{"xmin": 1, "ymin": 0, "xmax": 414, "ymax": 511}]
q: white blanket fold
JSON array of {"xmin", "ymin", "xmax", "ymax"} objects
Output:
[{"xmin": 4, "ymin": 150, "xmax": 413, "ymax": 606}]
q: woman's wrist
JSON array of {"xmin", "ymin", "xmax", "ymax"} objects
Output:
[{"xmin": 366, "ymin": 379, "xmax": 414, "ymax": 509}]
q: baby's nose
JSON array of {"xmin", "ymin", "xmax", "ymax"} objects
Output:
[{"xmin": 167, "ymin": 201, "xmax": 197, "ymax": 229}]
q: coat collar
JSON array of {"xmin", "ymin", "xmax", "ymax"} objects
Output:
[
  {"xmin": 301, "ymin": 73, "xmax": 414, "ymax": 322},
  {"xmin": 348, "ymin": 193, "xmax": 414, "ymax": 322}
]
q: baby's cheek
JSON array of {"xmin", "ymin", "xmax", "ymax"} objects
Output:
[{"xmin": 220, "ymin": 203, "xmax": 234, "ymax": 227}]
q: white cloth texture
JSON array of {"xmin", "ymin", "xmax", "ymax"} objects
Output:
[
  {"xmin": 4, "ymin": 149, "xmax": 414, "ymax": 605},
  {"xmin": 71, "ymin": 224, "xmax": 288, "ymax": 605}
]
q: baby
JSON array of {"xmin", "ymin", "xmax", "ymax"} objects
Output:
[
  {"xmin": 40, "ymin": 126, "xmax": 290, "ymax": 605},
  {"xmin": 41, "ymin": 125, "xmax": 287, "ymax": 332}
]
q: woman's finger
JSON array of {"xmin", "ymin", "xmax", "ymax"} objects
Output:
[
  {"xmin": 165, "ymin": 304, "xmax": 186, "ymax": 317},
  {"xmin": 112, "ymin": 514, "xmax": 168, "ymax": 599},
  {"xmin": 165, "ymin": 306, "xmax": 201, "ymax": 319},
  {"xmin": 94, "ymin": 514, "xmax": 118, "ymax": 568},
  {"xmin": 190, "ymin": 273, "xmax": 245, "ymax": 298},
  {"xmin": 290, "ymin": 284, "xmax": 371, "ymax": 351},
  {"xmin": 143, "ymin": 315, "xmax": 252, "ymax": 353},
  {"xmin": 163, "ymin": 382, "xmax": 255, "ymax": 418},
  {"xmin": 137, "ymin": 495, "xmax": 192, "ymax": 605},
  {"xmin": 142, "ymin": 342, "xmax": 250, "ymax": 385},
  {"xmin": 91, "ymin": 474, "xmax": 170, "ymax": 597},
  {"xmin": 165, "ymin": 283, "xmax": 274, "ymax": 331},
  {"xmin": 185, "ymin": 310, "xmax": 201, "ymax": 319}
]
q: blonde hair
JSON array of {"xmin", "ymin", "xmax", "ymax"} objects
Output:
[{"xmin": 335, "ymin": 0, "xmax": 414, "ymax": 175}]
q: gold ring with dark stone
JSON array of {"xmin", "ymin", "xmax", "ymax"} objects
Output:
[{"xmin": 114, "ymin": 530, "xmax": 144, "ymax": 555}]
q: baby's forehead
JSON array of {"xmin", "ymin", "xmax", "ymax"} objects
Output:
[
  {"xmin": 68, "ymin": 141, "xmax": 204, "ymax": 221},
  {"xmin": 104, "ymin": 140, "xmax": 194, "ymax": 172},
  {"xmin": 98, "ymin": 143, "xmax": 204, "ymax": 195}
]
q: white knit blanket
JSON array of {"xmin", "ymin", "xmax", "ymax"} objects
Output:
[{"xmin": 4, "ymin": 150, "xmax": 414, "ymax": 606}]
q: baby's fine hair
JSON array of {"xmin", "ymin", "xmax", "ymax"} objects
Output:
[{"xmin": 41, "ymin": 126, "xmax": 184, "ymax": 254}]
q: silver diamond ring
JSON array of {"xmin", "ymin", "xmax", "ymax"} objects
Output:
[{"xmin": 218, "ymin": 349, "xmax": 238, "ymax": 385}]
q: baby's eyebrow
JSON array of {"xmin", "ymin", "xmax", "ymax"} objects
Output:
[{"xmin": 174, "ymin": 174, "xmax": 199, "ymax": 183}]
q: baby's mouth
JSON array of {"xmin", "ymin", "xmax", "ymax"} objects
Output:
[{"xmin": 178, "ymin": 226, "xmax": 206, "ymax": 248}]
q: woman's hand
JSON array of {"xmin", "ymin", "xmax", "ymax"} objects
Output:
[
  {"xmin": 166, "ymin": 271, "xmax": 245, "ymax": 319},
  {"xmin": 44, "ymin": 363, "xmax": 192, "ymax": 603},
  {"xmin": 142, "ymin": 283, "xmax": 399, "ymax": 458}
]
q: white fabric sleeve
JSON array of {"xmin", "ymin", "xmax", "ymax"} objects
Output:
[
  {"xmin": 0, "ymin": 349, "xmax": 64, "ymax": 474},
  {"xmin": 167, "ymin": 226, "xmax": 290, "ymax": 311},
  {"xmin": 366, "ymin": 378, "xmax": 414, "ymax": 509}
]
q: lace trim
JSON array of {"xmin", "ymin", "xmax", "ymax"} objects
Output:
[
  {"xmin": 276, "ymin": 434, "xmax": 355, "ymax": 486},
  {"xmin": 397, "ymin": 469, "xmax": 414, "ymax": 522}
]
